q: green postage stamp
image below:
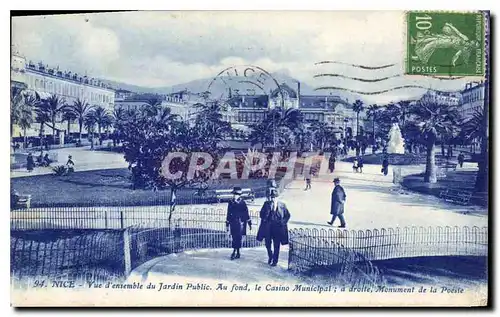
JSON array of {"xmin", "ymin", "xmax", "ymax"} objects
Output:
[{"xmin": 406, "ymin": 11, "xmax": 485, "ymax": 76}]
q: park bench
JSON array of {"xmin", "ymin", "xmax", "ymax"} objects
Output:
[
  {"xmin": 13, "ymin": 194, "xmax": 31, "ymax": 209},
  {"xmin": 439, "ymin": 189, "xmax": 472, "ymax": 206},
  {"xmin": 215, "ymin": 188, "xmax": 255, "ymax": 203}
]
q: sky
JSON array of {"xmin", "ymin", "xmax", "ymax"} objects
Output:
[{"xmin": 12, "ymin": 11, "xmax": 479, "ymax": 104}]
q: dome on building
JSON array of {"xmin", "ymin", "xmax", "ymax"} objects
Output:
[{"xmin": 270, "ymin": 83, "xmax": 298, "ymax": 99}]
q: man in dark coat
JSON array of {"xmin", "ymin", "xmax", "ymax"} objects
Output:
[
  {"xmin": 226, "ymin": 187, "xmax": 252, "ymax": 260},
  {"xmin": 328, "ymin": 154, "xmax": 336, "ymax": 173},
  {"xmin": 382, "ymin": 157, "xmax": 389, "ymax": 176},
  {"xmin": 328, "ymin": 178, "xmax": 347, "ymax": 228},
  {"xmin": 457, "ymin": 152, "xmax": 465, "ymax": 168},
  {"xmin": 26, "ymin": 153, "xmax": 34, "ymax": 172},
  {"xmin": 257, "ymin": 188, "xmax": 291, "ymax": 266}
]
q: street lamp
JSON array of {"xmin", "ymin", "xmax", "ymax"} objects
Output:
[{"xmin": 343, "ymin": 118, "xmax": 349, "ymax": 155}]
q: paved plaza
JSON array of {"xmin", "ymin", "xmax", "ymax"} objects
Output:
[{"xmin": 10, "ymin": 146, "xmax": 128, "ymax": 178}]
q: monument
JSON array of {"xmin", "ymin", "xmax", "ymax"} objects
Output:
[{"xmin": 387, "ymin": 123, "xmax": 405, "ymax": 154}]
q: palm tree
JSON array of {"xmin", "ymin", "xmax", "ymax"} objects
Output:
[
  {"xmin": 411, "ymin": 98, "xmax": 460, "ymax": 183},
  {"xmin": 112, "ymin": 106, "xmax": 126, "ymax": 123},
  {"xmin": 352, "ymin": 99, "xmax": 364, "ymax": 137},
  {"xmin": 91, "ymin": 106, "xmax": 112, "ymax": 145},
  {"xmin": 366, "ymin": 104, "xmax": 380, "ymax": 153},
  {"xmin": 397, "ymin": 100, "xmax": 412, "ymax": 127},
  {"xmin": 10, "ymin": 88, "xmax": 25, "ymax": 145},
  {"xmin": 249, "ymin": 121, "xmax": 273, "ymax": 150},
  {"xmin": 45, "ymin": 94, "xmax": 66, "ymax": 144},
  {"xmin": 460, "ymin": 109, "xmax": 485, "ymax": 144},
  {"xmin": 62, "ymin": 108, "xmax": 77, "ymax": 139},
  {"xmin": 70, "ymin": 99, "xmax": 93, "ymax": 143},
  {"xmin": 193, "ymin": 101, "xmax": 232, "ymax": 148},
  {"xmin": 34, "ymin": 96, "xmax": 51, "ymax": 151},
  {"xmin": 19, "ymin": 93, "xmax": 39, "ymax": 148},
  {"xmin": 84, "ymin": 111, "xmax": 97, "ymax": 150},
  {"xmin": 142, "ymin": 96, "xmax": 163, "ymax": 117},
  {"xmin": 309, "ymin": 121, "xmax": 330, "ymax": 151}
]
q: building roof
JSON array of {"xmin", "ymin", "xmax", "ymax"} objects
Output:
[
  {"xmin": 299, "ymin": 95, "xmax": 350, "ymax": 109},
  {"xmin": 270, "ymin": 83, "xmax": 298, "ymax": 99},
  {"xmin": 227, "ymin": 95, "xmax": 269, "ymax": 108}
]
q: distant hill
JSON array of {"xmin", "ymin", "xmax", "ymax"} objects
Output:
[{"xmin": 101, "ymin": 71, "xmax": 363, "ymax": 103}]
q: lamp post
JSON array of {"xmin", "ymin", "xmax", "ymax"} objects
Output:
[{"xmin": 343, "ymin": 118, "xmax": 349, "ymax": 155}]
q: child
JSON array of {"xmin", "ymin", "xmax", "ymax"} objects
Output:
[
  {"xmin": 352, "ymin": 158, "xmax": 359, "ymax": 173},
  {"xmin": 304, "ymin": 176, "xmax": 312, "ymax": 190}
]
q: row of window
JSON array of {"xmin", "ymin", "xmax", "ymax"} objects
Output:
[
  {"xmin": 28, "ymin": 75, "xmax": 113, "ymax": 104},
  {"xmin": 237, "ymin": 112, "xmax": 266, "ymax": 123},
  {"xmin": 462, "ymin": 89, "xmax": 484, "ymax": 104}
]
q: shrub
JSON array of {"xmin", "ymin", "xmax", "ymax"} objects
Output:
[{"xmin": 52, "ymin": 165, "xmax": 67, "ymax": 176}]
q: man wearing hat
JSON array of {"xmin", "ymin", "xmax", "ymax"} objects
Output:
[
  {"xmin": 257, "ymin": 187, "xmax": 291, "ymax": 266},
  {"xmin": 226, "ymin": 187, "xmax": 252, "ymax": 260},
  {"xmin": 328, "ymin": 178, "xmax": 347, "ymax": 228}
]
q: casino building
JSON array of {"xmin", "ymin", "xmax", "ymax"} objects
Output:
[{"xmin": 221, "ymin": 82, "xmax": 361, "ymax": 138}]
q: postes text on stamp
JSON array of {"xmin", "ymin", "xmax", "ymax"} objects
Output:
[{"xmin": 406, "ymin": 11, "xmax": 485, "ymax": 76}]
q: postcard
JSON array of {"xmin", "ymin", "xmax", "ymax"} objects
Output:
[{"xmin": 10, "ymin": 10, "xmax": 489, "ymax": 307}]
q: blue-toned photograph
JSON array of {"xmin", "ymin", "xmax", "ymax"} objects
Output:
[{"xmin": 10, "ymin": 10, "xmax": 489, "ymax": 307}]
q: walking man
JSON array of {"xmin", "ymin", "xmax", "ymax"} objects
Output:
[
  {"xmin": 457, "ymin": 152, "xmax": 465, "ymax": 168},
  {"xmin": 226, "ymin": 187, "xmax": 252, "ymax": 260},
  {"xmin": 328, "ymin": 178, "xmax": 347, "ymax": 228},
  {"xmin": 26, "ymin": 152, "xmax": 34, "ymax": 172},
  {"xmin": 257, "ymin": 188, "xmax": 291, "ymax": 267},
  {"xmin": 328, "ymin": 154, "xmax": 336, "ymax": 173},
  {"xmin": 381, "ymin": 156, "xmax": 389, "ymax": 176}
]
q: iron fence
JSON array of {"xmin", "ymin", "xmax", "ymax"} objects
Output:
[
  {"xmin": 10, "ymin": 203, "xmax": 264, "ymax": 230},
  {"xmin": 288, "ymin": 233, "xmax": 385, "ymax": 288},
  {"xmin": 10, "ymin": 230, "xmax": 126, "ymax": 286},
  {"xmin": 288, "ymin": 225, "xmax": 488, "ymax": 287},
  {"xmin": 10, "ymin": 206, "xmax": 262, "ymax": 284},
  {"xmin": 126, "ymin": 208, "xmax": 261, "ymax": 272}
]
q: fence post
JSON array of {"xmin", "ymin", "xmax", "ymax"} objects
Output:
[
  {"xmin": 123, "ymin": 228, "xmax": 131, "ymax": 276},
  {"xmin": 120, "ymin": 210, "xmax": 124, "ymax": 229},
  {"xmin": 104, "ymin": 210, "xmax": 108, "ymax": 229}
]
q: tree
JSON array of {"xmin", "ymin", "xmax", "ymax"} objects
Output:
[
  {"xmin": 45, "ymin": 94, "xmax": 66, "ymax": 144},
  {"xmin": 366, "ymin": 104, "xmax": 380, "ymax": 152},
  {"xmin": 90, "ymin": 106, "xmax": 112, "ymax": 145},
  {"xmin": 193, "ymin": 101, "xmax": 232, "ymax": 148},
  {"xmin": 460, "ymin": 109, "xmax": 485, "ymax": 144},
  {"xmin": 397, "ymin": 100, "xmax": 412, "ymax": 127},
  {"xmin": 84, "ymin": 111, "xmax": 97, "ymax": 150},
  {"xmin": 19, "ymin": 93, "xmax": 39, "ymax": 148},
  {"xmin": 117, "ymin": 108, "xmax": 221, "ymax": 228},
  {"xmin": 34, "ymin": 96, "xmax": 51, "ymax": 151},
  {"xmin": 69, "ymin": 99, "xmax": 93, "ymax": 143},
  {"xmin": 352, "ymin": 99, "xmax": 364, "ymax": 137},
  {"xmin": 112, "ymin": 106, "xmax": 126, "ymax": 123},
  {"xmin": 10, "ymin": 88, "xmax": 24, "ymax": 143},
  {"xmin": 309, "ymin": 121, "xmax": 332, "ymax": 151},
  {"xmin": 62, "ymin": 108, "xmax": 77, "ymax": 139},
  {"xmin": 249, "ymin": 121, "xmax": 273, "ymax": 150},
  {"xmin": 411, "ymin": 98, "xmax": 460, "ymax": 183}
]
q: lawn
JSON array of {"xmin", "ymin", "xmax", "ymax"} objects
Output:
[
  {"xmin": 401, "ymin": 170, "xmax": 487, "ymax": 207},
  {"xmin": 11, "ymin": 168, "xmax": 274, "ymax": 208}
]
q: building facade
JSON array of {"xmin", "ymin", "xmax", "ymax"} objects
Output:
[
  {"xmin": 11, "ymin": 51, "xmax": 115, "ymax": 139},
  {"xmin": 24, "ymin": 60, "xmax": 115, "ymax": 111},
  {"xmin": 459, "ymin": 81, "xmax": 485, "ymax": 119},
  {"xmin": 420, "ymin": 89, "xmax": 461, "ymax": 107}
]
